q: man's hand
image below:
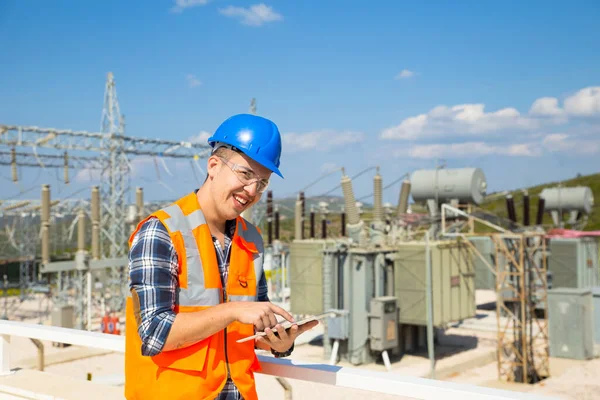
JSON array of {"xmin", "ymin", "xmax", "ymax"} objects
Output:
[
  {"xmin": 255, "ymin": 320, "xmax": 319, "ymax": 353},
  {"xmin": 230, "ymin": 301, "xmax": 295, "ymax": 332}
]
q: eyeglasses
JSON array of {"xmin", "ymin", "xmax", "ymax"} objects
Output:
[{"xmin": 219, "ymin": 157, "xmax": 270, "ymax": 193}]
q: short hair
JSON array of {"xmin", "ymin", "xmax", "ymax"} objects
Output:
[
  {"xmin": 204, "ymin": 146, "xmax": 234, "ymax": 182},
  {"xmin": 212, "ymin": 146, "xmax": 233, "ymax": 160}
]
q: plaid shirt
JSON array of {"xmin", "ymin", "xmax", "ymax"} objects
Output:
[{"xmin": 128, "ymin": 217, "xmax": 269, "ymax": 400}]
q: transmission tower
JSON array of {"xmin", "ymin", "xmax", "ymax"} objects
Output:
[
  {"xmin": 0, "ymin": 72, "xmax": 213, "ymax": 318},
  {"xmin": 100, "ymin": 72, "xmax": 129, "ymax": 259}
]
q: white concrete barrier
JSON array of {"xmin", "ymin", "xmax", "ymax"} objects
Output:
[{"xmin": 0, "ymin": 320, "xmax": 557, "ymax": 400}]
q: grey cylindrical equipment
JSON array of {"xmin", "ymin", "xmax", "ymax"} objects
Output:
[
  {"xmin": 535, "ymin": 197, "xmax": 545, "ymax": 225},
  {"xmin": 266, "ymin": 191, "xmax": 273, "ymax": 245},
  {"xmin": 410, "ymin": 168, "xmax": 487, "ymax": 205},
  {"xmin": 373, "ymin": 167, "xmax": 383, "ymax": 222},
  {"xmin": 136, "ymin": 187, "xmax": 144, "ymax": 224},
  {"xmin": 299, "ymin": 192, "xmax": 305, "ymax": 239},
  {"xmin": 11, "ymin": 148, "xmax": 17, "ymax": 182},
  {"xmin": 322, "ymin": 250, "xmax": 334, "ymax": 357},
  {"xmin": 41, "ymin": 185, "xmax": 50, "ymax": 225},
  {"xmin": 386, "ymin": 261, "xmax": 394, "ymax": 297},
  {"xmin": 397, "ymin": 179, "xmax": 411, "ymax": 215},
  {"xmin": 294, "ymin": 200, "xmax": 302, "ymax": 240},
  {"xmin": 274, "ymin": 205, "xmax": 280, "ymax": 240},
  {"xmin": 310, "ymin": 206, "xmax": 315, "ymax": 238},
  {"xmin": 340, "ymin": 170, "xmax": 360, "ymax": 225},
  {"xmin": 41, "ymin": 184, "xmax": 51, "ymax": 264},
  {"xmin": 505, "ymin": 194, "xmax": 517, "ymax": 223},
  {"xmin": 522, "ymin": 191, "xmax": 530, "ymax": 226},
  {"xmin": 64, "ymin": 152, "xmax": 69, "ymax": 184},
  {"xmin": 540, "ymin": 186, "xmax": 594, "ymax": 214},
  {"xmin": 91, "ymin": 186, "xmax": 100, "ymax": 260},
  {"xmin": 78, "ymin": 209, "xmax": 85, "ymax": 251}
]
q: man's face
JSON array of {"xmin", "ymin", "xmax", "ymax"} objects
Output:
[{"xmin": 208, "ymin": 150, "xmax": 272, "ymax": 221}]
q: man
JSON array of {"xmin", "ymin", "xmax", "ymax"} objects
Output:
[{"xmin": 124, "ymin": 114, "xmax": 317, "ymax": 400}]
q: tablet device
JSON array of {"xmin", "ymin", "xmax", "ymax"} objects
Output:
[{"xmin": 236, "ymin": 312, "xmax": 335, "ymax": 343}]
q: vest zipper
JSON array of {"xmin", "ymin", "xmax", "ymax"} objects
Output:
[{"xmin": 223, "ymin": 290, "xmax": 232, "ymax": 381}]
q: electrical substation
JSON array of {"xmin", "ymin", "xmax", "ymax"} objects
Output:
[
  {"xmin": 284, "ymin": 164, "xmax": 599, "ymax": 385},
  {"xmin": 1, "ymin": 72, "xmax": 600, "ymax": 390}
]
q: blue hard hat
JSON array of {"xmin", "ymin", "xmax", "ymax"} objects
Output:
[{"xmin": 208, "ymin": 114, "xmax": 284, "ymax": 178}]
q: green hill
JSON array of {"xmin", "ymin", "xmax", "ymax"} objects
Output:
[
  {"xmin": 478, "ymin": 172, "xmax": 600, "ymax": 231},
  {"xmin": 263, "ymin": 172, "xmax": 600, "ymax": 241}
]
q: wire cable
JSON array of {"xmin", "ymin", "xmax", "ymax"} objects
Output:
[{"xmin": 315, "ymin": 166, "xmax": 378, "ymax": 198}]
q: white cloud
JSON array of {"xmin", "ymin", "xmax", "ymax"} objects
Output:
[
  {"xmin": 171, "ymin": 0, "xmax": 209, "ymax": 13},
  {"xmin": 506, "ymin": 143, "xmax": 539, "ymax": 157},
  {"xmin": 170, "ymin": 0, "xmax": 209, "ymax": 13},
  {"xmin": 529, "ymin": 87, "xmax": 600, "ymax": 118},
  {"xmin": 186, "ymin": 74, "xmax": 202, "ymax": 88},
  {"xmin": 564, "ymin": 87, "xmax": 600, "ymax": 117},
  {"xmin": 394, "ymin": 141, "xmax": 541, "ymax": 159},
  {"xmin": 381, "ymin": 104, "xmax": 538, "ymax": 140},
  {"xmin": 218, "ymin": 3, "xmax": 283, "ymax": 26},
  {"xmin": 395, "ymin": 69, "xmax": 415, "ymax": 80},
  {"xmin": 282, "ymin": 130, "xmax": 364, "ymax": 152},
  {"xmin": 542, "ymin": 133, "xmax": 600, "ymax": 154},
  {"xmin": 381, "ymin": 85, "xmax": 600, "ymax": 141},
  {"xmin": 529, "ymin": 97, "xmax": 565, "ymax": 117},
  {"xmin": 189, "ymin": 130, "xmax": 212, "ymax": 144},
  {"xmin": 393, "ymin": 132, "xmax": 600, "ymax": 160}
]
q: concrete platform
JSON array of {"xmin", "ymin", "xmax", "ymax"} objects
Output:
[{"xmin": 0, "ymin": 368, "xmax": 124, "ymax": 400}]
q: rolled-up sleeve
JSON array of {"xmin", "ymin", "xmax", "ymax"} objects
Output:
[{"xmin": 128, "ymin": 218, "xmax": 178, "ymax": 356}]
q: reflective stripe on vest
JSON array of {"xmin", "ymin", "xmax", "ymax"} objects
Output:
[
  {"xmin": 161, "ymin": 204, "xmax": 264, "ymax": 305},
  {"xmin": 161, "ymin": 204, "xmax": 222, "ymax": 307}
]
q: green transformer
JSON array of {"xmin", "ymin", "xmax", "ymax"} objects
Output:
[{"xmin": 391, "ymin": 240, "xmax": 476, "ymax": 327}]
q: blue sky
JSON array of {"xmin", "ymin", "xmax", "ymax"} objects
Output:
[{"xmin": 1, "ymin": 0, "xmax": 599, "ymax": 205}]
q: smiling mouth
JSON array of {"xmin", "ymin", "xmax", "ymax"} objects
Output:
[{"xmin": 234, "ymin": 195, "xmax": 249, "ymax": 206}]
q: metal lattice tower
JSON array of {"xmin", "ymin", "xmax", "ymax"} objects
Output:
[
  {"xmin": 0, "ymin": 72, "xmax": 213, "ymax": 318},
  {"xmin": 100, "ymin": 72, "xmax": 129, "ymax": 259},
  {"xmin": 439, "ymin": 204, "xmax": 549, "ymax": 384}
]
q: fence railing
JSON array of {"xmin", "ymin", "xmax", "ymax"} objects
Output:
[{"xmin": 0, "ymin": 320, "xmax": 556, "ymax": 400}]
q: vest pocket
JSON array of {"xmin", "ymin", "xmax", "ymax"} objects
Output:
[{"xmin": 151, "ymin": 338, "xmax": 209, "ymax": 372}]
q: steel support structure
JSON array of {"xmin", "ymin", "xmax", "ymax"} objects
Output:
[
  {"xmin": 0, "ymin": 72, "xmax": 212, "ymax": 317},
  {"xmin": 493, "ymin": 233, "xmax": 549, "ymax": 384},
  {"xmin": 439, "ymin": 204, "xmax": 549, "ymax": 384}
]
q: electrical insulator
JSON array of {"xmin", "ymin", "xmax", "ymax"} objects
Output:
[
  {"xmin": 523, "ymin": 191, "xmax": 530, "ymax": 226},
  {"xmin": 397, "ymin": 180, "xmax": 411, "ymax": 215},
  {"xmin": 41, "ymin": 185, "xmax": 51, "ymax": 264},
  {"xmin": 78, "ymin": 209, "xmax": 86, "ymax": 251},
  {"xmin": 373, "ymin": 167, "xmax": 383, "ymax": 222},
  {"xmin": 64, "ymin": 151, "xmax": 69, "ymax": 184},
  {"xmin": 340, "ymin": 171, "xmax": 359, "ymax": 225},
  {"xmin": 340, "ymin": 206, "xmax": 346, "ymax": 237},
  {"xmin": 310, "ymin": 206, "xmax": 315, "ymax": 238},
  {"xmin": 274, "ymin": 205, "xmax": 280, "ymax": 240},
  {"xmin": 11, "ymin": 148, "xmax": 17, "ymax": 182},
  {"xmin": 266, "ymin": 191, "xmax": 273, "ymax": 245}
]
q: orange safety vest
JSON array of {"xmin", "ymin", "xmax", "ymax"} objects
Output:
[{"xmin": 124, "ymin": 192, "xmax": 264, "ymax": 400}]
